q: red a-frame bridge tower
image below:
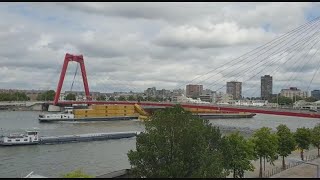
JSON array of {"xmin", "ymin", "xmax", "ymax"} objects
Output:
[{"xmin": 53, "ymin": 53, "xmax": 91, "ymax": 105}]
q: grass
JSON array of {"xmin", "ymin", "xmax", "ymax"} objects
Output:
[{"xmin": 61, "ymin": 169, "xmax": 94, "ymax": 178}]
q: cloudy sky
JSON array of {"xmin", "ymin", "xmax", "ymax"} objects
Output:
[{"xmin": 1, "ymin": 2, "xmax": 320, "ymax": 97}]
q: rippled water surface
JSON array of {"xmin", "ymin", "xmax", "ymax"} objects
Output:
[{"xmin": 0, "ymin": 111, "xmax": 319, "ymax": 177}]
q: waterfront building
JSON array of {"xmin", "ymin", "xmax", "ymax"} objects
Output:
[{"xmin": 226, "ymin": 81, "xmax": 242, "ymax": 100}]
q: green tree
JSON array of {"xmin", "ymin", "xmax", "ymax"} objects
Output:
[
  {"xmin": 127, "ymin": 105, "xmax": 227, "ymax": 178},
  {"xmin": 311, "ymin": 124, "xmax": 320, "ymax": 157},
  {"xmin": 221, "ymin": 132, "xmax": 255, "ymax": 178},
  {"xmin": 108, "ymin": 96, "xmax": 115, "ymax": 101},
  {"xmin": 36, "ymin": 90, "xmax": 55, "ymax": 101},
  {"xmin": 10, "ymin": 92, "xmax": 29, "ymax": 101},
  {"xmin": 251, "ymin": 127, "xmax": 278, "ymax": 178},
  {"xmin": 61, "ymin": 169, "xmax": 93, "ymax": 178},
  {"xmin": 118, "ymin": 96, "xmax": 126, "ymax": 101},
  {"xmin": 293, "ymin": 96, "xmax": 303, "ymax": 103},
  {"xmin": 65, "ymin": 93, "xmax": 76, "ymax": 100},
  {"xmin": 96, "ymin": 95, "xmax": 106, "ymax": 101},
  {"xmin": 276, "ymin": 124, "xmax": 296, "ymax": 170},
  {"xmin": 146, "ymin": 96, "xmax": 159, "ymax": 102},
  {"xmin": 270, "ymin": 96, "xmax": 293, "ymax": 105},
  {"xmin": 305, "ymin": 96, "xmax": 317, "ymax": 102},
  {"xmin": 128, "ymin": 95, "xmax": 136, "ymax": 101},
  {"xmin": 294, "ymin": 127, "xmax": 312, "ymax": 161},
  {"xmin": 137, "ymin": 96, "xmax": 144, "ymax": 102}
]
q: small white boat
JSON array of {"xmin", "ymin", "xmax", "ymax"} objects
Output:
[
  {"xmin": 38, "ymin": 107, "xmax": 74, "ymax": 121},
  {"xmin": 0, "ymin": 130, "xmax": 39, "ymax": 146}
]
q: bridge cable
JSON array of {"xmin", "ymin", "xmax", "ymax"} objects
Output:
[
  {"xmin": 70, "ymin": 62, "xmax": 79, "ymax": 93},
  {"xmin": 195, "ymin": 18, "xmax": 320, "ymax": 89},
  {"xmin": 213, "ymin": 29, "xmax": 320, "ymax": 96},
  {"xmin": 278, "ymin": 36, "xmax": 320, "ymax": 94},
  {"xmin": 306, "ymin": 48, "xmax": 320, "ymax": 93},
  {"xmin": 241, "ymin": 24, "xmax": 320, "ymax": 96},
  {"xmin": 283, "ymin": 43, "xmax": 320, "ymax": 93},
  {"xmin": 245, "ymin": 31, "xmax": 320, "ymax": 98},
  {"xmin": 207, "ymin": 21, "xmax": 320, "ymax": 92},
  {"xmin": 243, "ymin": 33, "xmax": 320, "ymax": 98},
  {"xmin": 175, "ymin": 16, "xmax": 320, "ymax": 89}
]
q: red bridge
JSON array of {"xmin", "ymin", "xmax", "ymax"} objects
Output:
[{"xmin": 51, "ymin": 53, "xmax": 320, "ymax": 119}]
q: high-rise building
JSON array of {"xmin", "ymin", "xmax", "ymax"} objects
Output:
[
  {"xmin": 186, "ymin": 84, "xmax": 203, "ymax": 98},
  {"xmin": 311, "ymin": 90, "xmax": 320, "ymax": 100},
  {"xmin": 261, "ymin": 75, "xmax": 273, "ymax": 100},
  {"xmin": 280, "ymin": 87, "xmax": 307, "ymax": 99},
  {"xmin": 226, "ymin": 81, "xmax": 242, "ymax": 100}
]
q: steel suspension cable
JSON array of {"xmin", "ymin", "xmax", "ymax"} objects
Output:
[
  {"xmin": 207, "ymin": 21, "xmax": 320, "ymax": 92},
  {"xmin": 215, "ymin": 32, "xmax": 320, "ymax": 95},
  {"xmin": 175, "ymin": 17, "xmax": 320, "ymax": 89}
]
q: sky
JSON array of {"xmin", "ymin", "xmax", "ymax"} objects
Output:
[{"xmin": 1, "ymin": 2, "xmax": 320, "ymax": 97}]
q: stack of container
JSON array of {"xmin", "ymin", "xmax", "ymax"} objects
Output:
[
  {"xmin": 183, "ymin": 107, "xmax": 221, "ymax": 114},
  {"xmin": 73, "ymin": 105, "xmax": 138, "ymax": 118}
]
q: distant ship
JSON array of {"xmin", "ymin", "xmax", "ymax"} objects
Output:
[
  {"xmin": 37, "ymin": 104, "xmax": 255, "ymax": 123},
  {"xmin": 38, "ymin": 105, "xmax": 144, "ymax": 122}
]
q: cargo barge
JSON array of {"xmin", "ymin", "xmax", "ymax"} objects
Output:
[
  {"xmin": 38, "ymin": 104, "xmax": 255, "ymax": 123},
  {"xmin": 0, "ymin": 130, "xmax": 140, "ymax": 146}
]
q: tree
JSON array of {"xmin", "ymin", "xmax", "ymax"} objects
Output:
[
  {"xmin": 145, "ymin": 96, "xmax": 156, "ymax": 101},
  {"xmin": 108, "ymin": 96, "xmax": 115, "ymax": 101},
  {"xmin": 36, "ymin": 90, "xmax": 55, "ymax": 101},
  {"xmin": 311, "ymin": 124, "xmax": 320, "ymax": 157},
  {"xmin": 305, "ymin": 96, "xmax": 317, "ymax": 102},
  {"xmin": 294, "ymin": 127, "xmax": 311, "ymax": 161},
  {"xmin": 270, "ymin": 96, "xmax": 293, "ymax": 105},
  {"xmin": 14, "ymin": 92, "xmax": 25, "ymax": 101},
  {"xmin": 137, "ymin": 96, "xmax": 144, "ymax": 102},
  {"xmin": 293, "ymin": 96, "xmax": 303, "ymax": 103},
  {"xmin": 118, "ymin": 96, "xmax": 126, "ymax": 101},
  {"xmin": 61, "ymin": 169, "xmax": 93, "ymax": 178},
  {"xmin": 96, "ymin": 95, "xmax": 106, "ymax": 101},
  {"xmin": 128, "ymin": 95, "xmax": 136, "ymax": 101},
  {"xmin": 127, "ymin": 105, "xmax": 227, "ymax": 178},
  {"xmin": 251, "ymin": 127, "xmax": 278, "ymax": 178},
  {"xmin": 221, "ymin": 132, "xmax": 255, "ymax": 178},
  {"xmin": 65, "ymin": 93, "xmax": 76, "ymax": 100},
  {"xmin": 276, "ymin": 124, "xmax": 296, "ymax": 170}
]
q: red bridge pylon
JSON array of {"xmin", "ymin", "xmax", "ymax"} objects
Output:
[{"xmin": 53, "ymin": 53, "xmax": 91, "ymax": 105}]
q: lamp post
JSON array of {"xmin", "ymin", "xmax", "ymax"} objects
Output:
[{"xmin": 287, "ymin": 158, "xmax": 319, "ymax": 178}]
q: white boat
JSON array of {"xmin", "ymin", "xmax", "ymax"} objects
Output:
[
  {"xmin": 38, "ymin": 107, "xmax": 74, "ymax": 121},
  {"xmin": 0, "ymin": 130, "xmax": 39, "ymax": 146}
]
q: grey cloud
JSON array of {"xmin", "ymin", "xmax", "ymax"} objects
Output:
[
  {"xmin": 0, "ymin": 2, "xmax": 319, "ymax": 94},
  {"xmin": 54, "ymin": 2, "xmax": 227, "ymax": 24},
  {"xmin": 153, "ymin": 22, "xmax": 275, "ymax": 49}
]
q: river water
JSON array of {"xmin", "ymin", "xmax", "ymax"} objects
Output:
[{"xmin": 1, "ymin": 111, "xmax": 320, "ymax": 178}]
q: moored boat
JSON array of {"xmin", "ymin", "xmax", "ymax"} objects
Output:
[
  {"xmin": 38, "ymin": 107, "xmax": 74, "ymax": 121},
  {"xmin": 0, "ymin": 130, "xmax": 39, "ymax": 146}
]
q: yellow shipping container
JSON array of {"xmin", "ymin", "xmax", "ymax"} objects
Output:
[
  {"xmin": 92, "ymin": 114, "xmax": 108, "ymax": 117},
  {"xmin": 95, "ymin": 106, "xmax": 107, "ymax": 110},
  {"xmin": 105, "ymin": 110, "xmax": 118, "ymax": 114},
  {"xmin": 108, "ymin": 105, "xmax": 135, "ymax": 110},
  {"xmin": 108, "ymin": 114, "xmax": 121, "ymax": 117},
  {"xmin": 93, "ymin": 109, "xmax": 107, "ymax": 114}
]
